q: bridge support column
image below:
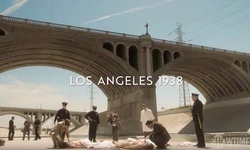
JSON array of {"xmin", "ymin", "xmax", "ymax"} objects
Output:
[
  {"xmin": 80, "ymin": 115, "xmax": 85, "ymax": 125},
  {"xmin": 98, "ymin": 86, "xmax": 157, "ymax": 135}
]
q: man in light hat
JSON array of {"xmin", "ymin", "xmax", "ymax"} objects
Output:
[
  {"xmin": 85, "ymin": 106, "xmax": 100, "ymax": 142},
  {"xmin": 191, "ymin": 93, "xmax": 205, "ymax": 148},
  {"xmin": 54, "ymin": 102, "xmax": 71, "ymax": 124}
]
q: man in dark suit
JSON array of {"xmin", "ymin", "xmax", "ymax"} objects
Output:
[
  {"xmin": 8, "ymin": 116, "xmax": 15, "ymax": 141},
  {"xmin": 191, "ymin": 93, "xmax": 205, "ymax": 148},
  {"xmin": 85, "ymin": 106, "xmax": 100, "ymax": 142},
  {"xmin": 146, "ymin": 120, "xmax": 171, "ymax": 149},
  {"xmin": 34, "ymin": 116, "xmax": 41, "ymax": 140},
  {"xmin": 54, "ymin": 102, "xmax": 71, "ymax": 124}
]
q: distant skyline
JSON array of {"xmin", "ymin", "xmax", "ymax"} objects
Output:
[{"xmin": 0, "ymin": 0, "xmax": 250, "ymax": 124}]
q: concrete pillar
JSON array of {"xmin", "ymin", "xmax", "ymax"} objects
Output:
[
  {"xmin": 139, "ymin": 33, "xmax": 152, "ymax": 76},
  {"xmin": 80, "ymin": 115, "xmax": 85, "ymax": 125},
  {"xmin": 98, "ymin": 86, "xmax": 157, "ymax": 135},
  {"xmin": 37, "ymin": 112, "xmax": 42, "ymax": 135},
  {"xmin": 146, "ymin": 47, "xmax": 152, "ymax": 76}
]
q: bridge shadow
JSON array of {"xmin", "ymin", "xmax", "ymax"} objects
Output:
[{"xmin": 179, "ymin": 102, "xmax": 250, "ymax": 134}]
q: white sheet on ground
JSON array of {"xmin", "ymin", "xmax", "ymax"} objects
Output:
[{"xmin": 79, "ymin": 139, "xmax": 115, "ymax": 148}]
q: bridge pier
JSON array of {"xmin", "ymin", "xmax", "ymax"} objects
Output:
[{"xmin": 98, "ymin": 86, "xmax": 157, "ymax": 135}]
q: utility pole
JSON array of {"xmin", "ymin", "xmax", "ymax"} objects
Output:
[
  {"xmin": 89, "ymin": 84, "xmax": 94, "ymax": 111},
  {"xmin": 174, "ymin": 23, "xmax": 191, "ymax": 107}
]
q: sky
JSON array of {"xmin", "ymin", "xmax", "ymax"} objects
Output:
[{"xmin": 0, "ymin": 0, "xmax": 250, "ymax": 127}]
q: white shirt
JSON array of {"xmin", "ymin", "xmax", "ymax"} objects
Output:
[{"xmin": 140, "ymin": 108, "xmax": 155, "ymax": 132}]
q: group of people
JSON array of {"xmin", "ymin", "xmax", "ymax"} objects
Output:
[
  {"xmin": 7, "ymin": 92, "xmax": 205, "ymax": 149},
  {"xmin": 51, "ymin": 92, "xmax": 206, "ymax": 149},
  {"xmin": 8, "ymin": 115, "xmax": 41, "ymax": 141},
  {"xmin": 51, "ymin": 102, "xmax": 171, "ymax": 149}
]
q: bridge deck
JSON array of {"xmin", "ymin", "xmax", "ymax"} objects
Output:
[{"xmin": 1, "ymin": 15, "xmax": 249, "ymax": 56}]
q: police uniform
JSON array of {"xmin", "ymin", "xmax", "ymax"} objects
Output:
[
  {"xmin": 54, "ymin": 102, "xmax": 71, "ymax": 123},
  {"xmin": 191, "ymin": 93, "xmax": 205, "ymax": 148},
  {"xmin": 85, "ymin": 106, "xmax": 100, "ymax": 142}
]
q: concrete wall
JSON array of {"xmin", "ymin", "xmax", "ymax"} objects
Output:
[
  {"xmin": 98, "ymin": 86, "xmax": 157, "ymax": 135},
  {"xmin": 176, "ymin": 97, "xmax": 250, "ymax": 134}
]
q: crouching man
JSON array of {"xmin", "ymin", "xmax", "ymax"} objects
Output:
[
  {"xmin": 50, "ymin": 119, "xmax": 70, "ymax": 148},
  {"xmin": 145, "ymin": 120, "xmax": 171, "ymax": 149}
]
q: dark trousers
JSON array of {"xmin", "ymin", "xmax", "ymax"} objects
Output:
[
  {"xmin": 112, "ymin": 126, "xmax": 119, "ymax": 141},
  {"xmin": 8, "ymin": 129, "xmax": 14, "ymax": 140},
  {"xmin": 23, "ymin": 129, "xmax": 30, "ymax": 140},
  {"xmin": 194, "ymin": 120, "xmax": 205, "ymax": 147},
  {"xmin": 153, "ymin": 138, "xmax": 166, "ymax": 149},
  {"xmin": 35, "ymin": 127, "xmax": 41, "ymax": 140},
  {"xmin": 88, "ymin": 123, "xmax": 97, "ymax": 142}
]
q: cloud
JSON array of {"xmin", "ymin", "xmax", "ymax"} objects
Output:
[
  {"xmin": 0, "ymin": 80, "xmax": 73, "ymax": 110},
  {"xmin": 0, "ymin": 0, "xmax": 28, "ymax": 15},
  {"xmin": 83, "ymin": 0, "xmax": 175, "ymax": 25}
]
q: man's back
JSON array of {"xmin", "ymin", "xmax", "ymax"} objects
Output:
[{"xmin": 9, "ymin": 120, "xmax": 14, "ymax": 129}]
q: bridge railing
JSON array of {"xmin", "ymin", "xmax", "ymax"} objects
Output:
[
  {"xmin": 151, "ymin": 37, "xmax": 250, "ymax": 56},
  {"xmin": 0, "ymin": 15, "xmax": 139, "ymax": 39},
  {"xmin": 0, "ymin": 15, "xmax": 249, "ymax": 55}
]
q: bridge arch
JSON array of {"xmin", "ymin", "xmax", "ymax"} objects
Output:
[
  {"xmin": 115, "ymin": 43, "xmax": 127, "ymax": 61},
  {"xmin": 153, "ymin": 55, "xmax": 250, "ymax": 103},
  {"xmin": 152, "ymin": 48, "xmax": 162, "ymax": 72},
  {"xmin": 163, "ymin": 50, "xmax": 172, "ymax": 64},
  {"xmin": 0, "ymin": 28, "xmax": 6, "ymax": 36},
  {"xmin": 0, "ymin": 111, "xmax": 34, "ymax": 129},
  {"xmin": 103, "ymin": 41, "xmax": 114, "ymax": 53},
  {"xmin": 128, "ymin": 45, "xmax": 139, "ymax": 70},
  {"xmin": 173, "ymin": 51, "xmax": 182, "ymax": 59},
  {"xmin": 242, "ymin": 61, "xmax": 248, "ymax": 73},
  {"xmin": 0, "ymin": 111, "xmax": 30, "ymax": 120},
  {"xmin": 234, "ymin": 59, "xmax": 241, "ymax": 67},
  {"xmin": 0, "ymin": 39, "xmax": 140, "ymax": 99}
]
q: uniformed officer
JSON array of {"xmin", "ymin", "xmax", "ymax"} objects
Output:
[
  {"xmin": 54, "ymin": 102, "xmax": 71, "ymax": 124},
  {"xmin": 85, "ymin": 106, "xmax": 100, "ymax": 142},
  {"xmin": 191, "ymin": 93, "xmax": 205, "ymax": 148}
]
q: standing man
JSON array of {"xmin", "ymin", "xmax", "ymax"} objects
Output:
[
  {"xmin": 23, "ymin": 117, "xmax": 31, "ymax": 140},
  {"xmin": 191, "ymin": 93, "xmax": 205, "ymax": 148},
  {"xmin": 140, "ymin": 104, "xmax": 155, "ymax": 137},
  {"xmin": 146, "ymin": 120, "xmax": 171, "ymax": 149},
  {"xmin": 54, "ymin": 102, "xmax": 71, "ymax": 124},
  {"xmin": 85, "ymin": 106, "xmax": 100, "ymax": 142},
  {"xmin": 34, "ymin": 116, "xmax": 41, "ymax": 140},
  {"xmin": 8, "ymin": 116, "xmax": 15, "ymax": 141}
]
